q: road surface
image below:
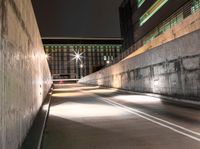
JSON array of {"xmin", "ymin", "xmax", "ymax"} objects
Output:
[{"xmin": 42, "ymin": 83, "xmax": 200, "ymax": 149}]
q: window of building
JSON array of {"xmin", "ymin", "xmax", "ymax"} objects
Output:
[
  {"xmin": 137, "ymin": 0, "xmax": 146, "ymax": 8},
  {"xmin": 191, "ymin": 0, "xmax": 200, "ymax": 13},
  {"xmin": 140, "ymin": 0, "xmax": 168, "ymax": 26},
  {"xmin": 104, "ymin": 56, "xmax": 107, "ymax": 61},
  {"xmin": 142, "ymin": 11, "xmax": 183, "ymax": 45}
]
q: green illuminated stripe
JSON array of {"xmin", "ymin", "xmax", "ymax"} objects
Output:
[
  {"xmin": 140, "ymin": 0, "xmax": 168, "ymax": 26},
  {"xmin": 137, "ymin": 0, "xmax": 146, "ymax": 7}
]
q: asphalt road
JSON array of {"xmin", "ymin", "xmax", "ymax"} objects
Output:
[{"xmin": 42, "ymin": 83, "xmax": 200, "ymax": 149}]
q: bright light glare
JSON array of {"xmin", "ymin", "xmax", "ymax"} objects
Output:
[
  {"xmin": 75, "ymin": 54, "xmax": 80, "ymax": 59},
  {"xmin": 49, "ymin": 102, "xmax": 127, "ymax": 118},
  {"xmin": 53, "ymin": 86, "xmax": 99, "ymax": 92},
  {"xmin": 80, "ymin": 64, "xmax": 83, "ymax": 68},
  {"xmin": 45, "ymin": 54, "xmax": 49, "ymax": 59},
  {"xmin": 71, "ymin": 50, "xmax": 84, "ymax": 63},
  {"xmin": 43, "ymin": 104, "xmax": 49, "ymax": 111},
  {"xmin": 78, "ymin": 86, "xmax": 100, "ymax": 90},
  {"xmin": 154, "ymin": 80, "xmax": 159, "ymax": 86},
  {"xmin": 106, "ymin": 60, "xmax": 110, "ymax": 64},
  {"xmin": 52, "ymin": 92, "xmax": 83, "ymax": 97},
  {"xmin": 113, "ymin": 95, "xmax": 161, "ymax": 104},
  {"xmin": 86, "ymin": 88, "xmax": 118, "ymax": 93},
  {"xmin": 53, "ymin": 88, "xmax": 79, "ymax": 92}
]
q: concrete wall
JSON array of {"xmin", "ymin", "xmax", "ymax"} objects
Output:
[
  {"xmin": 0, "ymin": 0, "xmax": 52, "ymax": 148},
  {"xmin": 79, "ymin": 29, "xmax": 200, "ymax": 102}
]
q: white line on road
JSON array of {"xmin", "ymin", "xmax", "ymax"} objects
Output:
[{"xmin": 82, "ymin": 90, "xmax": 200, "ymax": 142}]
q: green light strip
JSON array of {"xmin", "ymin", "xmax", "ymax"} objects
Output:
[
  {"xmin": 140, "ymin": 0, "xmax": 168, "ymax": 26},
  {"xmin": 137, "ymin": 0, "xmax": 146, "ymax": 8}
]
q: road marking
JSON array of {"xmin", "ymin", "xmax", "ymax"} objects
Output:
[{"xmin": 82, "ymin": 90, "xmax": 200, "ymax": 142}]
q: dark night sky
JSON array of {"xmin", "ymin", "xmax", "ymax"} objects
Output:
[{"xmin": 32, "ymin": 0, "xmax": 123, "ymax": 38}]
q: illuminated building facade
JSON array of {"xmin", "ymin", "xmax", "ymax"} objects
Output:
[
  {"xmin": 43, "ymin": 38, "xmax": 122, "ymax": 79},
  {"xmin": 119, "ymin": 0, "xmax": 200, "ymax": 51}
]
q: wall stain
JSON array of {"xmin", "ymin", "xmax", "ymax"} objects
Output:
[
  {"xmin": 1, "ymin": 0, "xmax": 8, "ymax": 38},
  {"xmin": 8, "ymin": 0, "xmax": 33, "ymax": 45}
]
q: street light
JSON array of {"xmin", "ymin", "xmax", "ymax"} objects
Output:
[
  {"xmin": 72, "ymin": 51, "xmax": 83, "ymax": 63},
  {"xmin": 71, "ymin": 50, "xmax": 84, "ymax": 79},
  {"xmin": 80, "ymin": 64, "xmax": 84, "ymax": 68},
  {"xmin": 80, "ymin": 63, "xmax": 84, "ymax": 78},
  {"xmin": 106, "ymin": 60, "xmax": 110, "ymax": 64},
  {"xmin": 75, "ymin": 53, "xmax": 80, "ymax": 60}
]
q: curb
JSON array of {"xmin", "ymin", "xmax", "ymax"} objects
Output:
[
  {"xmin": 21, "ymin": 88, "xmax": 53, "ymax": 149},
  {"xmin": 37, "ymin": 91, "xmax": 53, "ymax": 149}
]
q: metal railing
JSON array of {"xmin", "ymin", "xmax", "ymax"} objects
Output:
[{"xmin": 109, "ymin": 0, "xmax": 200, "ymax": 66}]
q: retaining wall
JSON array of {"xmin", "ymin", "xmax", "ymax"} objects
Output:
[
  {"xmin": 79, "ymin": 29, "xmax": 200, "ymax": 102},
  {"xmin": 0, "ymin": 0, "xmax": 52, "ymax": 148}
]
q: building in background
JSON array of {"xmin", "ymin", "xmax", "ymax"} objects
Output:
[
  {"xmin": 119, "ymin": 0, "xmax": 200, "ymax": 52},
  {"xmin": 43, "ymin": 38, "xmax": 122, "ymax": 79}
]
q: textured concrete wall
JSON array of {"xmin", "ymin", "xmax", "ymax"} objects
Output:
[
  {"xmin": 79, "ymin": 29, "xmax": 200, "ymax": 102},
  {"xmin": 0, "ymin": 0, "xmax": 52, "ymax": 149}
]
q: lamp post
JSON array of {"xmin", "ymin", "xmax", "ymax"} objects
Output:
[
  {"xmin": 72, "ymin": 51, "xmax": 84, "ymax": 79},
  {"xmin": 80, "ymin": 63, "xmax": 84, "ymax": 78}
]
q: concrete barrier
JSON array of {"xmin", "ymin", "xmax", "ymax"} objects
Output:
[
  {"xmin": 79, "ymin": 29, "xmax": 200, "ymax": 102},
  {"xmin": 0, "ymin": 0, "xmax": 52, "ymax": 148}
]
